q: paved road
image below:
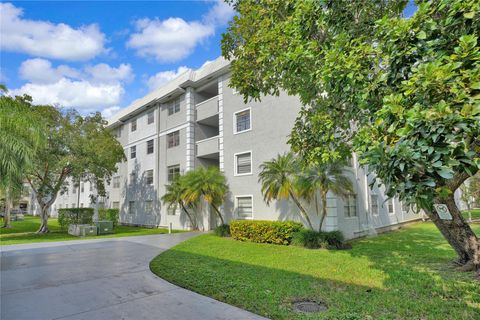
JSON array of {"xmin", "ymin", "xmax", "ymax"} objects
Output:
[{"xmin": 1, "ymin": 233, "xmax": 267, "ymax": 320}]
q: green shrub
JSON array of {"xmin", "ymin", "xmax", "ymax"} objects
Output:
[
  {"xmin": 292, "ymin": 229, "xmax": 346, "ymax": 249},
  {"xmin": 58, "ymin": 208, "xmax": 95, "ymax": 230},
  {"xmin": 214, "ymin": 224, "xmax": 230, "ymax": 237},
  {"xmin": 230, "ymin": 220, "xmax": 303, "ymax": 245},
  {"xmin": 98, "ymin": 208, "xmax": 119, "ymax": 228}
]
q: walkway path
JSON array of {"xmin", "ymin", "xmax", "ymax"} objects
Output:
[{"xmin": 1, "ymin": 233, "xmax": 267, "ymax": 320}]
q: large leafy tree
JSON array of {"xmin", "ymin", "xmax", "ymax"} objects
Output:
[
  {"xmin": 26, "ymin": 106, "xmax": 126, "ymax": 233},
  {"xmin": 223, "ymin": 0, "xmax": 480, "ymax": 269},
  {"xmin": 258, "ymin": 153, "xmax": 314, "ymax": 229},
  {"xmin": 0, "ymin": 91, "xmax": 44, "ymax": 228},
  {"xmin": 297, "ymin": 162, "xmax": 353, "ymax": 231},
  {"xmin": 182, "ymin": 167, "xmax": 229, "ymax": 225}
]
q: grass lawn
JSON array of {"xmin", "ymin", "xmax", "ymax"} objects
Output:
[
  {"xmin": 151, "ymin": 222, "xmax": 480, "ymax": 320},
  {"xmin": 463, "ymin": 208, "xmax": 480, "ymax": 220},
  {"xmin": 0, "ymin": 215, "xmax": 180, "ymax": 245}
]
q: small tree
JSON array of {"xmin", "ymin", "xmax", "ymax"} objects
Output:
[
  {"xmin": 25, "ymin": 106, "xmax": 126, "ymax": 233},
  {"xmin": 297, "ymin": 161, "xmax": 353, "ymax": 231},
  {"xmin": 182, "ymin": 167, "xmax": 229, "ymax": 225},
  {"xmin": 161, "ymin": 175, "xmax": 198, "ymax": 230},
  {"xmin": 258, "ymin": 153, "xmax": 314, "ymax": 230}
]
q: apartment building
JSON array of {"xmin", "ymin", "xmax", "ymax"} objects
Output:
[{"xmin": 51, "ymin": 57, "xmax": 421, "ymax": 239}]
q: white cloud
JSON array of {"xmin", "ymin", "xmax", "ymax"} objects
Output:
[
  {"xmin": 12, "ymin": 59, "xmax": 133, "ymax": 113},
  {"xmin": 101, "ymin": 106, "xmax": 122, "ymax": 119},
  {"xmin": 0, "ymin": 2, "xmax": 106, "ymax": 61},
  {"xmin": 146, "ymin": 66, "xmax": 190, "ymax": 91},
  {"xmin": 126, "ymin": 0, "xmax": 235, "ymax": 62}
]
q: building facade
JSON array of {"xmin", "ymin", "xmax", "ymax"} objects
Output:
[{"xmin": 51, "ymin": 57, "xmax": 421, "ymax": 239}]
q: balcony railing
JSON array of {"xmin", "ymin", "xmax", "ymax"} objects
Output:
[
  {"xmin": 195, "ymin": 95, "xmax": 219, "ymax": 122},
  {"xmin": 196, "ymin": 135, "xmax": 220, "ymax": 158}
]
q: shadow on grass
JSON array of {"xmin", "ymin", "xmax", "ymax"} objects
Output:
[{"xmin": 150, "ymin": 224, "xmax": 480, "ymax": 320}]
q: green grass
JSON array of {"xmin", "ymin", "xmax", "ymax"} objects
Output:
[
  {"xmin": 463, "ymin": 209, "xmax": 480, "ymax": 220},
  {"xmin": 151, "ymin": 222, "xmax": 480, "ymax": 320},
  {"xmin": 0, "ymin": 215, "xmax": 180, "ymax": 245}
]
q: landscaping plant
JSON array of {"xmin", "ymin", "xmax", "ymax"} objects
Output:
[{"xmin": 230, "ymin": 220, "xmax": 303, "ymax": 245}]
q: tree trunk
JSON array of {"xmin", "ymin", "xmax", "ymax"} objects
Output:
[
  {"xmin": 181, "ymin": 202, "xmax": 198, "ymax": 230},
  {"xmin": 37, "ymin": 205, "xmax": 50, "ymax": 233},
  {"xmin": 211, "ymin": 203, "xmax": 225, "ymax": 225},
  {"xmin": 289, "ymin": 190, "xmax": 314, "ymax": 230},
  {"xmin": 424, "ymin": 195, "xmax": 479, "ymax": 271},
  {"xmin": 3, "ymin": 186, "xmax": 12, "ymax": 228},
  {"xmin": 319, "ymin": 192, "xmax": 327, "ymax": 232}
]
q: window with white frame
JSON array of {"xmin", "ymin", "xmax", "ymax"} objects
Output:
[
  {"xmin": 167, "ymin": 131, "xmax": 180, "ymax": 148},
  {"xmin": 236, "ymin": 196, "xmax": 253, "ymax": 219},
  {"xmin": 130, "ymin": 145, "xmax": 136, "ymax": 159},
  {"xmin": 167, "ymin": 206, "xmax": 179, "ymax": 215},
  {"xmin": 145, "ymin": 200, "xmax": 153, "ymax": 213},
  {"xmin": 388, "ymin": 199, "xmax": 394, "ymax": 214},
  {"xmin": 234, "ymin": 108, "xmax": 251, "ymax": 133},
  {"xmin": 167, "ymin": 165, "xmax": 180, "ymax": 182},
  {"xmin": 113, "ymin": 176, "xmax": 120, "ymax": 188},
  {"xmin": 147, "ymin": 139, "xmax": 154, "ymax": 154},
  {"xmin": 344, "ymin": 194, "xmax": 357, "ymax": 217},
  {"xmin": 402, "ymin": 202, "xmax": 410, "ymax": 213},
  {"xmin": 71, "ymin": 203, "xmax": 75, "ymax": 208},
  {"xmin": 80, "ymin": 203, "xmax": 84, "ymax": 208},
  {"xmin": 147, "ymin": 111, "xmax": 154, "ymax": 124},
  {"xmin": 112, "ymin": 202, "xmax": 120, "ymax": 209},
  {"xmin": 145, "ymin": 170, "xmax": 154, "ymax": 185},
  {"xmin": 130, "ymin": 172, "xmax": 136, "ymax": 185},
  {"xmin": 235, "ymin": 152, "xmax": 252, "ymax": 175},
  {"xmin": 168, "ymin": 99, "xmax": 181, "ymax": 115},
  {"xmin": 128, "ymin": 201, "xmax": 135, "ymax": 214},
  {"xmin": 65, "ymin": 204, "xmax": 69, "ymax": 208},
  {"xmin": 131, "ymin": 119, "xmax": 137, "ymax": 132},
  {"xmin": 371, "ymin": 194, "xmax": 379, "ymax": 215}
]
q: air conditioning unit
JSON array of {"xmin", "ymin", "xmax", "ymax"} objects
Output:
[
  {"xmin": 95, "ymin": 221, "xmax": 114, "ymax": 234},
  {"xmin": 68, "ymin": 224, "xmax": 98, "ymax": 237}
]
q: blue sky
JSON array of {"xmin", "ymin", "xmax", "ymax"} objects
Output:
[
  {"xmin": 1, "ymin": 1, "xmax": 234, "ymax": 117},
  {"xmin": 1, "ymin": 1, "xmax": 416, "ymax": 118}
]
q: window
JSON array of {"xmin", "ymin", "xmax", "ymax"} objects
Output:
[
  {"xmin": 130, "ymin": 145, "xmax": 136, "ymax": 159},
  {"xmin": 130, "ymin": 172, "xmax": 136, "ymax": 184},
  {"xmin": 71, "ymin": 203, "xmax": 75, "ymax": 208},
  {"xmin": 167, "ymin": 206, "xmax": 179, "ymax": 215},
  {"xmin": 128, "ymin": 201, "xmax": 135, "ymax": 214},
  {"xmin": 98, "ymin": 202, "xmax": 105, "ymax": 209},
  {"xmin": 167, "ymin": 131, "xmax": 180, "ymax": 148},
  {"xmin": 235, "ymin": 152, "xmax": 252, "ymax": 175},
  {"xmin": 131, "ymin": 119, "xmax": 137, "ymax": 132},
  {"xmin": 388, "ymin": 199, "xmax": 394, "ymax": 214},
  {"xmin": 234, "ymin": 108, "xmax": 251, "ymax": 133},
  {"xmin": 115, "ymin": 127, "xmax": 122, "ymax": 138},
  {"xmin": 72, "ymin": 185, "xmax": 77, "ymax": 193},
  {"xmin": 80, "ymin": 203, "xmax": 84, "ymax": 208},
  {"xmin": 402, "ymin": 202, "xmax": 410, "ymax": 213},
  {"xmin": 112, "ymin": 202, "xmax": 120, "ymax": 209},
  {"xmin": 145, "ymin": 200, "xmax": 154, "ymax": 213},
  {"xmin": 147, "ymin": 111, "xmax": 154, "ymax": 124},
  {"xmin": 113, "ymin": 176, "xmax": 120, "ymax": 189},
  {"xmin": 236, "ymin": 196, "xmax": 253, "ymax": 219},
  {"xmin": 65, "ymin": 204, "xmax": 69, "ymax": 209},
  {"xmin": 371, "ymin": 194, "xmax": 379, "ymax": 215},
  {"xmin": 167, "ymin": 165, "xmax": 180, "ymax": 182},
  {"xmin": 168, "ymin": 99, "xmax": 180, "ymax": 115},
  {"xmin": 344, "ymin": 194, "xmax": 357, "ymax": 217},
  {"xmin": 145, "ymin": 169, "xmax": 154, "ymax": 185},
  {"xmin": 147, "ymin": 139, "xmax": 154, "ymax": 154},
  {"xmin": 81, "ymin": 183, "xmax": 84, "ymax": 193}
]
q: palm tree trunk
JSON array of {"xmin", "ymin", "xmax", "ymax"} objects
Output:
[
  {"xmin": 289, "ymin": 190, "xmax": 314, "ymax": 230},
  {"xmin": 180, "ymin": 202, "xmax": 197, "ymax": 230},
  {"xmin": 319, "ymin": 191, "xmax": 328, "ymax": 231},
  {"xmin": 3, "ymin": 186, "xmax": 12, "ymax": 228},
  {"xmin": 211, "ymin": 203, "xmax": 225, "ymax": 225}
]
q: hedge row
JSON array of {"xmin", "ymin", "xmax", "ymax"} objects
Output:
[
  {"xmin": 98, "ymin": 208, "xmax": 119, "ymax": 228},
  {"xmin": 58, "ymin": 208, "xmax": 94, "ymax": 230},
  {"xmin": 291, "ymin": 229, "xmax": 346, "ymax": 249},
  {"xmin": 230, "ymin": 220, "xmax": 303, "ymax": 245}
]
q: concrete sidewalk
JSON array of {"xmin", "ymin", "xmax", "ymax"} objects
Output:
[{"xmin": 1, "ymin": 232, "xmax": 267, "ymax": 320}]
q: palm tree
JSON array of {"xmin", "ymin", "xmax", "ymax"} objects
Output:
[
  {"xmin": 183, "ymin": 167, "xmax": 229, "ymax": 225},
  {"xmin": 161, "ymin": 175, "xmax": 198, "ymax": 230},
  {"xmin": 297, "ymin": 162, "xmax": 353, "ymax": 231},
  {"xmin": 0, "ymin": 90, "xmax": 43, "ymax": 227},
  {"xmin": 258, "ymin": 152, "xmax": 314, "ymax": 230}
]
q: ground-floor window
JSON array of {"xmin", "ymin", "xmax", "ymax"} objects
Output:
[
  {"xmin": 128, "ymin": 201, "xmax": 135, "ymax": 215},
  {"xmin": 112, "ymin": 202, "xmax": 120, "ymax": 209},
  {"xmin": 236, "ymin": 196, "xmax": 253, "ymax": 219},
  {"xmin": 167, "ymin": 206, "xmax": 179, "ymax": 215},
  {"xmin": 145, "ymin": 200, "xmax": 153, "ymax": 213},
  {"xmin": 371, "ymin": 194, "xmax": 379, "ymax": 215},
  {"xmin": 388, "ymin": 199, "xmax": 394, "ymax": 214},
  {"xmin": 344, "ymin": 194, "xmax": 357, "ymax": 217}
]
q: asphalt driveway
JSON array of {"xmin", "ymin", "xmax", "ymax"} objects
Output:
[{"xmin": 1, "ymin": 233, "xmax": 267, "ymax": 320}]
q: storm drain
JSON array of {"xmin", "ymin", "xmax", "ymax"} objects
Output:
[{"xmin": 292, "ymin": 300, "xmax": 327, "ymax": 313}]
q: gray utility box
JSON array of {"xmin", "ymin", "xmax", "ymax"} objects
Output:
[
  {"xmin": 95, "ymin": 221, "xmax": 114, "ymax": 235},
  {"xmin": 68, "ymin": 224, "xmax": 98, "ymax": 237}
]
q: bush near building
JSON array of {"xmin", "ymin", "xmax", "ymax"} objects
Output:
[
  {"xmin": 98, "ymin": 208, "xmax": 120, "ymax": 228},
  {"xmin": 230, "ymin": 220, "xmax": 303, "ymax": 245},
  {"xmin": 58, "ymin": 208, "xmax": 94, "ymax": 230}
]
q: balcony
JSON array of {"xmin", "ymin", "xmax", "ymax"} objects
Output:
[
  {"xmin": 196, "ymin": 135, "xmax": 219, "ymax": 158},
  {"xmin": 196, "ymin": 95, "xmax": 219, "ymax": 124}
]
